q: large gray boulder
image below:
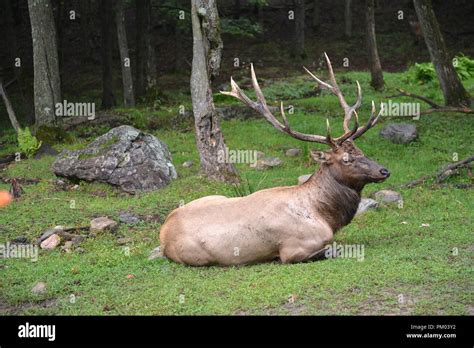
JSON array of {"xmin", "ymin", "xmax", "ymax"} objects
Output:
[
  {"xmin": 380, "ymin": 123, "xmax": 417, "ymax": 144},
  {"xmin": 52, "ymin": 126, "xmax": 177, "ymax": 193}
]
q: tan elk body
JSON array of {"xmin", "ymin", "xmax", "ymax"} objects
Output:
[{"xmin": 160, "ymin": 54, "xmax": 390, "ymax": 266}]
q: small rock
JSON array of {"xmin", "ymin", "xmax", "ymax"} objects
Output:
[
  {"xmin": 285, "ymin": 148, "xmax": 301, "ymax": 157},
  {"xmin": 356, "ymin": 198, "xmax": 379, "ymax": 215},
  {"xmin": 90, "ymin": 217, "xmax": 118, "ymax": 234},
  {"xmin": 40, "ymin": 234, "xmax": 61, "ymax": 250},
  {"xmin": 298, "ymin": 174, "xmax": 312, "ymax": 185},
  {"xmin": 251, "ymin": 157, "xmax": 282, "ymax": 170},
  {"xmin": 380, "ymin": 123, "xmax": 417, "ymax": 144},
  {"xmin": 11, "ymin": 236, "xmax": 28, "ymax": 244},
  {"xmin": 38, "ymin": 230, "xmax": 55, "ymax": 244},
  {"xmin": 61, "ymin": 241, "xmax": 74, "ymax": 253},
  {"xmin": 71, "ymin": 235, "xmax": 86, "ymax": 245},
  {"xmin": 144, "ymin": 214, "xmax": 161, "ymax": 223},
  {"xmin": 117, "ymin": 237, "xmax": 133, "ymax": 245},
  {"xmin": 75, "ymin": 247, "xmax": 85, "ymax": 254},
  {"xmin": 38, "ymin": 226, "xmax": 64, "ymax": 243},
  {"xmin": 34, "ymin": 143, "xmax": 59, "ymax": 159},
  {"xmin": 182, "ymin": 160, "xmax": 194, "ymax": 168},
  {"xmin": 53, "ymin": 179, "xmax": 72, "ymax": 191},
  {"xmin": 31, "ymin": 282, "xmax": 47, "ymax": 295},
  {"xmin": 148, "ymin": 246, "xmax": 165, "ymax": 260},
  {"xmin": 373, "ymin": 190, "xmax": 403, "ymax": 205},
  {"xmin": 118, "ymin": 212, "xmax": 140, "ymax": 225}
]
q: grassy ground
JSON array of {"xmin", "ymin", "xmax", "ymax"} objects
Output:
[{"xmin": 0, "ymin": 69, "xmax": 473, "ymax": 315}]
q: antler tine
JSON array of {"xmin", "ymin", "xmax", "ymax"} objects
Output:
[
  {"xmin": 335, "ymin": 111, "xmax": 359, "ymax": 144},
  {"xmin": 304, "ymin": 53, "xmax": 362, "ymax": 133},
  {"xmin": 250, "ymin": 63, "xmax": 267, "ymax": 107},
  {"xmin": 323, "ymin": 52, "xmax": 339, "ymax": 93},
  {"xmin": 220, "ymin": 77, "xmax": 254, "ymax": 107},
  {"xmin": 325, "ymin": 119, "xmax": 336, "ymax": 147},
  {"xmin": 220, "ymin": 64, "xmax": 334, "ymax": 147},
  {"xmin": 302, "ymin": 66, "xmax": 333, "ymax": 90},
  {"xmin": 280, "ymin": 102, "xmax": 290, "ymax": 128},
  {"xmin": 350, "ymin": 101, "xmax": 384, "ymax": 140},
  {"xmin": 342, "ymin": 80, "xmax": 363, "ymax": 133}
]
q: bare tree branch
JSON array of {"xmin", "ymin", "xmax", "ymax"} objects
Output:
[{"xmin": 386, "ymin": 88, "xmax": 474, "ymax": 115}]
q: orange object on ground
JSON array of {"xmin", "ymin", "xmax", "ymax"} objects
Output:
[{"xmin": 0, "ymin": 191, "xmax": 13, "ymax": 207}]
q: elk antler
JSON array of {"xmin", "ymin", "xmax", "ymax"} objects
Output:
[
  {"xmin": 304, "ymin": 52, "xmax": 384, "ymax": 141},
  {"xmin": 220, "ymin": 63, "xmax": 359, "ymax": 149}
]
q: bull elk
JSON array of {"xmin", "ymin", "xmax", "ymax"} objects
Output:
[{"xmin": 159, "ymin": 53, "xmax": 390, "ymax": 266}]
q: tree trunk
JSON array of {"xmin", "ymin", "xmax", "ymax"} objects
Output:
[
  {"xmin": 79, "ymin": 0, "xmax": 99, "ymax": 62},
  {"xmin": 312, "ymin": 0, "xmax": 320, "ymax": 30},
  {"xmin": 0, "ymin": 79, "xmax": 21, "ymax": 133},
  {"xmin": 234, "ymin": 0, "xmax": 240, "ymax": 19},
  {"xmin": 292, "ymin": 0, "xmax": 306, "ymax": 59},
  {"xmin": 146, "ymin": 2, "xmax": 157, "ymax": 90},
  {"xmin": 27, "ymin": 0, "xmax": 62, "ymax": 126},
  {"xmin": 3, "ymin": 0, "xmax": 35, "ymax": 125},
  {"xmin": 366, "ymin": 0, "xmax": 384, "ymax": 90},
  {"xmin": 136, "ymin": 0, "xmax": 156, "ymax": 95},
  {"xmin": 135, "ymin": 0, "xmax": 147, "ymax": 99},
  {"xmin": 115, "ymin": 0, "xmax": 135, "ymax": 107},
  {"xmin": 344, "ymin": 0, "xmax": 352, "ymax": 38},
  {"xmin": 413, "ymin": 0, "xmax": 471, "ymax": 106},
  {"xmin": 53, "ymin": 0, "xmax": 65, "ymax": 79},
  {"xmin": 100, "ymin": 0, "xmax": 116, "ymax": 109},
  {"xmin": 173, "ymin": 0, "xmax": 186, "ymax": 72},
  {"xmin": 256, "ymin": 3, "xmax": 264, "ymax": 38},
  {"xmin": 190, "ymin": 0, "xmax": 238, "ymax": 183}
]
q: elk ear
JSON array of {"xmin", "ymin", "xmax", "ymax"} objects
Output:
[{"xmin": 310, "ymin": 150, "xmax": 332, "ymax": 163}]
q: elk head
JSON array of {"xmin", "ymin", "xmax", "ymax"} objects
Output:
[{"xmin": 221, "ymin": 53, "xmax": 390, "ymax": 192}]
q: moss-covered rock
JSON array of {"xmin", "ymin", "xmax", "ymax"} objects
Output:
[{"xmin": 35, "ymin": 125, "xmax": 73, "ymax": 144}]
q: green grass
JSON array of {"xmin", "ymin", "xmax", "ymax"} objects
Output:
[{"xmin": 0, "ymin": 70, "xmax": 473, "ymax": 315}]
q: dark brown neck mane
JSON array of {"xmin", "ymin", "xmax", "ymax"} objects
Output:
[{"xmin": 304, "ymin": 167, "xmax": 362, "ymax": 232}]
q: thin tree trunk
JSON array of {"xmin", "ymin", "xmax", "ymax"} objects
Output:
[
  {"xmin": 135, "ymin": 0, "xmax": 147, "ymax": 99},
  {"xmin": 345, "ymin": 0, "xmax": 352, "ymax": 38},
  {"xmin": 190, "ymin": 0, "xmax": 238, "ymax": 183},
  {"xmin": 100, "ymin": 0, "xmax": 116, "ymax": 109},
  {"xmin": 312, "ymin": 0, "xmax": 320, "ymax": 30},
  {"xmin": 28, "ymin": 0, "xmax": 61, "ymax": 126},
  {"xmin": 0, "ymin": 79, "xmax": 21, "ymax": 133},
  {"xmin": 292, "ymin": 0, "xmax": 305, "ymax": 59},
  {"xmin": 257, "ymin": 3, "xmax": 264, "ymax": 38},
  {"xmin": 79, "ymin": 0, "xmax": 98, "ymax": 62},
  {"xmin": 146, "ymin": 4, "xmax": 157, "ymax": 90},
  {"xmin": 413, "ymin": 0, "xmax": 471, "ymax": 106},
  {"xmin": 53, "ymin": 0, "xmax": 65, "ymax": 79},
  {"xmin": 3, "ymin": 0, "xmax": 35, "ymax": 125},
  {"xmin": 234, "ymin": 0, "xmax": 241, "ymax": 19},
  {"xmin": 115, "ymin": 0, "xmax": 135, "ymax": 107},
  {"xmin": 366, "ymin": 0, "xmax": 384, "ymax": 90},
  {"xmin": 173, "ymin": 0, "xmax": 186, "ymax": 72}
]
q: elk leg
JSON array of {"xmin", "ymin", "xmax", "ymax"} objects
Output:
[
  {"xmin": 279, "ymin": 241, "xmax": 329, "ymax": 264},
  {"xmin": 304, "ymin": 247, "xmax": 330, "ymax": 261}
]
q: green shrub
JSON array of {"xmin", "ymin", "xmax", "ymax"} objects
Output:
[
  {"xmin": 407, "ymin": 54, "xmax": 474, "ymax": 84},
  {"xmin": 17, "ymin": 127, "xmax": 42, "ymax": 158},
  {"xmin": 221, "ymin": 18, "xmax": 262, "ymax": 38},
  {"xmin": 453, "ymin": 54, "xmax": 474, "ymax": 80}
]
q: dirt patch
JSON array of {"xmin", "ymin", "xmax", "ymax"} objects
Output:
[{"xmin": 0, "ymin": 297, "xmax": 58, "ymax": 315}]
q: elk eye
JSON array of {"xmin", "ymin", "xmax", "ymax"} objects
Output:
[{"xmin": 342, "ymin": 153, "xmax": 351, "ymax": 163}]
